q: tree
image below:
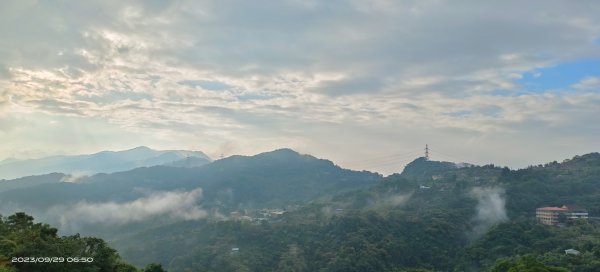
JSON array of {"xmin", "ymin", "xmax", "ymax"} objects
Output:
[
  {"xmin": 277, "ymin": 245, "xmax": 307, "ymax": 272},
  {"xmin": 6, "ymin": 213, "xmax": 34, "ymax": 230},
  {"xmin": 115, "ymin": 262, "xmax": 139, "ymax": 272},
  {"xmin": 143, "ymin": 263, "xmax": 167, "ymax": 272},
  {"xmin": 0, "ymin": 212, "xmax": 145, "ymax": 272},
  {"xmin": 490, "ymin": 256, "xmax": 569, "ymax": 272}
]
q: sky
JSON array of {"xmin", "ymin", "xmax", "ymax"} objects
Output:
[{"xmin": 0, "ymin": 0, "xmax": 599, "ymax": 174}]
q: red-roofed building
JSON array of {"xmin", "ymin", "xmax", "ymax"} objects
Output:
[{"xmin": 536, "ymin": 205, "xmax": 588, "ymax": 225}]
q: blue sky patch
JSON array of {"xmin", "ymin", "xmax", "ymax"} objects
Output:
[{"xmin": 517, "ymin": 58, "xmax": 600, "ymax": 93}]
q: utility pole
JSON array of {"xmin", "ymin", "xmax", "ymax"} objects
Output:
[{"xmin": 425, "ymin": 144, "xmax": 429, "ymax": 160}]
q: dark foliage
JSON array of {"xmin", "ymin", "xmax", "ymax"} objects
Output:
[
  {"xmin": 0, "ymin": 212, "xmax": 159, "ymax": 272},
  {"xmin": 116, "ymin": 153, "xmax": 600, "ymax": 271}
]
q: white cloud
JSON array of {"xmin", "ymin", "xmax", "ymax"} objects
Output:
[
  {"xmin": 469, "ymin": 187, "xmax": 508, "ymax": 238},
  {"xmin": 60, "ymin": 173, "xmax": 89, "ymax": 183},
  {"xmin": 0, "ymin": 1, "xmax": 599, "ymax": 173},
  {"xmin": 573, "ymin": 76, "xmax": 600, "ymax": 90},
  {"xmin": 53, "ymin": 188, "xmax": 206, "ymax": 229}
]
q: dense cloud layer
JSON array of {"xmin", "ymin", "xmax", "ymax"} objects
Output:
[{"xmin": 0, "ymin": 1, "xmax": 599, "ymax": 174}]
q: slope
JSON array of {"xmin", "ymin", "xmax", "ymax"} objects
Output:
[
  {"xmin": 113, "ymin": 153, "xmax": 600, "ymax": 271},
  {"xmin": 0, "ymin": 148, "xmax": 381, "ymax": 238}
]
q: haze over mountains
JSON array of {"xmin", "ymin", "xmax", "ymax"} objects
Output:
[
  {"xmin": 0, "ymin": 148, "xmax": 380, "ymax": 235},
  {"xmin": 1, "ymin": 147, "xmax": 599, "ymax": 271},
  {"xmin": 112, "ymin": 152, "xmax": 600, "ymax": 271},
  {"xmin": 0, "ymin": 146, "xmax": 211, "ymax": 180}
]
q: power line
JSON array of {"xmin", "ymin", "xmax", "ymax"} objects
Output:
[
  {"xmin": 341, "ymin": 150, "xmax": 424, "ymax": 171},
  {"xmin": 341, "ymin": 148, "xmax": 422, "ymax": 164},
  {"xmin": 428, "ymin": 148, "xmax": 466, "ymax": 163},
  {"xmin": 345, "ymin": 156, "xmax": 418, "ymax": 169},
  {"xmin": 338, "ymin": 145, "xmax": 469, "ymax": 172},
  {"xmin": 343, "ymin": 151, "xmax": 421, "ymax": 165}
]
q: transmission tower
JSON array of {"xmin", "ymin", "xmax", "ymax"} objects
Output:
[{"xmin": 425, "ymin": 144, "xmax": 429, "ymax": 160}]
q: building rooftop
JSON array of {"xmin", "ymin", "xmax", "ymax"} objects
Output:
[
  {"xmin": 565, "ymin": 249, "xmax": 580, "ymax": 255},
  {"xmin": 562, "ymin": 204, "xmax": 587, "ymax": 212},
  {"xmin": 537, "ymin": 207, "xmax": 567, "ymax": 212}
]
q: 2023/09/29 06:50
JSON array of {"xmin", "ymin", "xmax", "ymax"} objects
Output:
[{"xmin": 11, "ymin": 257, "xmax": 94, "ymax": 263}]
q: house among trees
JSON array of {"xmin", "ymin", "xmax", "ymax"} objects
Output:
[
  {"xmin": 564, "ymin": 249, "xmax": 581, "ymax": 255},
  {"xmin": 536, "ymin": 205, "xmax": 589, "ymax": 225}
]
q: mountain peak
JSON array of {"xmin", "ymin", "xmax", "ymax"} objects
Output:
[
  {"xmin": 131, "ymin": 146, "xmax": 153, "ymax": 151},
  {"xmin": 267, "ymin": 148, "xmax": 299, "ymax": 155},
  {"xmin": 124, "ymin": 146, "xmax": 155, "ymax": 155},
  {"xmin": 401, "ymin": 157, "xmax": 457, "ymax": 179},
  {"xmin": 247, "ymin": 148, "xmax": 300, "ymax": 158}
]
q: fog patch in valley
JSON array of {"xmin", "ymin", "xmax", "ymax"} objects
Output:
[
  {"xmin": 320, "ymin": 191, "xmax": 413, "ymax": 217},
  {"xmin": 365, "ymin": 192, "xmax": 414, "ymax": 210},
  {"xmin": 60, "ymin": 173, "xmax": 89, "ymax": 183},
  {"xmin": 49, "ymin": 188, "xmax": 206, "ymax": 231},
  {"xmin": 468, "ymin": 187, "xmax": 508, "ymax": 239}
]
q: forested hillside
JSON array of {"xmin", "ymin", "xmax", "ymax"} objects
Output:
[
  {"xmin": 0, "ymin": 212, "xmax": 164, "ymax": 272},
  {"xmin": 0, "ymin": 149, "xmax": 380, "ymax": 241},
  {"xmin": 114, "ymin": 153, "xmax": 600, "ymax": 271},
  {"xmin": 1, "ymin": 151, "xmax": 598, "ymax": 271}
]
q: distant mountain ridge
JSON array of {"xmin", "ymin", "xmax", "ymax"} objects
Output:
[
  {"xmin": 2, "ymin": 148, "xmax": 599, "ymax": 272},
  {"xmin": 0, "ymin": 173, "xmax": 66, "ymax": 193},
  {"xmin": 0, "ymin": 146, "xmax": 211, "ymax": 180},
  {"xmin": 0, "ymin": 148, "xmax": 381, "ymax": 224}
]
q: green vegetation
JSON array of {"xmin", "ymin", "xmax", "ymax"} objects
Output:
[
  {"xmin": 2, "ymin": 151, "xmax": 600, "ymax": 271},
  {"xmin": 399, "ymin": 157, "xmax": 457, "ymax": 180},
  {"xmin": 489, "ymin": 255, "xmax": 569, "ymax": 272},
  {"xmin": 0, "ymin": 149, "xmax": 380, "ymax": 214},
  {"xmin": 462, "ymin": 219, "xmax": 600, "ymax": 271},
  {"xmin": 115, "ymin": 153, "xmax": 600, "ymax": 271},
  {"xmin": 0, "ymin": 212, "xmax": 164, "ymax": 272}
]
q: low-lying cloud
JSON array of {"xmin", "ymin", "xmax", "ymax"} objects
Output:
[
  {"xmin": 53, "ymin": 188, "xmax": 206, "ymax": 229},
  {"xmin": 60, "ymin": 173, "xmax": 89, "ymax": 183},
  {"xmin": 320, "ymin": 191, "xmax": 413, "ymax": 217},
  {"xmin": 372, "ymin": 192, "xmax": 413, "ymax": 208},
  {"xmin": 468, "ymin": 187, "xmax": 508, "ymax": 239}
]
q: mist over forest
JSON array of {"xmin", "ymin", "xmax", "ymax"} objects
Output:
[
  {"xmin": 1, "ymin": 0, "xmax": 600, "ymax": 271},
  {"xmin": 1, "ymin": 148, "xmax": 600, "ymax": 271}
]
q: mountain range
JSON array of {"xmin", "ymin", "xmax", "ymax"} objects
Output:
[
  {"xmin": 0, "ymin": 148, "xmax": 381, "ymax": 238},
  {"xmin": 113, "ymin": 152, "xmax": 600, "ymax": 272},
  {"xmin": 1, "ymin": 147, "xmax": 599, "ymax": 271},
  {"xmin": 0, "ymin": 146, "xmax": 211, "ymax": 180}
]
